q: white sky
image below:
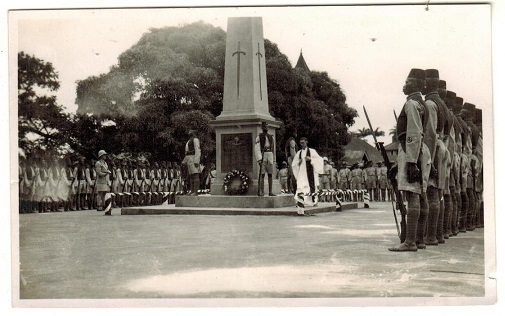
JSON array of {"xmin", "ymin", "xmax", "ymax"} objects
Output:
[{"xmin": 11, "ymin": 4, "xmax": 492, "ymax": 144}]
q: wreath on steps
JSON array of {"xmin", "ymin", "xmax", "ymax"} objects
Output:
[{"xmin": 223, "ymin": 169, "xmax": 250, "ymax": 195}]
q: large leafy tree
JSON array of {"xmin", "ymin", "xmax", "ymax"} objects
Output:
[{"xmin": 18, "ymin": 51, "xmax": 72, "ymax": 157}]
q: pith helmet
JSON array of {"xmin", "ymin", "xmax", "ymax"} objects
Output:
[{"xmin": 98, "ymin": 150, "xmax": 108, "ymax": 158}]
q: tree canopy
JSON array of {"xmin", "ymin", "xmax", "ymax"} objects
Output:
[{"xmin": 18, "ymin": 51, "xmax": 72, "ymax": 157}]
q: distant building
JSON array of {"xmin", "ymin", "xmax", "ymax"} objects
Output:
[
  {"xmin": 384, "ymin": 140, "xmax": 399, "ymax": 163},
  {"xmin": 295, "ymin": 49, "xmax": 310, "ymax": 72},
  {"xmin": 342, "ymin": 137, "xmax": 383, "ymax": 166}
]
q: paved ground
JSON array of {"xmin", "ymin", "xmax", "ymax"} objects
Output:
[{"xmin": 18, "ymin": 202, "xmax": 485, "ymax": 301}]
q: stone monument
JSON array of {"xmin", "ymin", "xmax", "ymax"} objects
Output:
[{"xmin": 210, "ymin": 17, "xmax": 282, "ymax": 195}]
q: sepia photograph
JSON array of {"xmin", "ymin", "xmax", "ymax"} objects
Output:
[{"xmin": 5, "ymin": 0, "xmax": 501, "ymax": 311}]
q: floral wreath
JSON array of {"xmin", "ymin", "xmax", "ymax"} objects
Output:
[{"xmin": 223, "ymin": 169, "xmax": 250, "ymax": 195}]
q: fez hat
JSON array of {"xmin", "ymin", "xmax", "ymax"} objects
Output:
[
  {"xmin": 445, "ymin": 91, "xmax": 456, "ymax": 109},
  {"xmin": 462, "ymin": 103, "xmax": 476, "ymax": 119},
  {"xmin": 407, "ymin": 68, "xmax": 426, "ymax": 80},
  {"xmin": 463, "ymin": 102, "xmax": 476, "ymax": 113},
  {"xmin": 454, "ymin": 97, "xmax": 464, "ymax": 112},
  {"xmin": 438, "ymin": 80, "xmax": 447, "ymax": 89},
  {"xmin": 425, "ymin": 69, "xmax": 440, "ymax": 79},
  {"xmin": 98, "ymin": 150, "xmax": 108, "ymax": 158},
  {"xmin": 475, "ymin": 108, "xmax": 482, "ymax": 125}
]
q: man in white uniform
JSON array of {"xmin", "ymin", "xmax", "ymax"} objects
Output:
[{"xmin": 291, "ymin": 137, "xmax": 324, "ymax": 215}]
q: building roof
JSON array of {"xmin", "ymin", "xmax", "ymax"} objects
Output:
[
  {"xmin": 295, "ymin": 50, "xmax": 310, "ymax": 72},
  {"xmin": 342, "ymin": 137, "xmax": 383, "ymax": 165},
  {"xmin": 384, "ymin": 141, "xmax": 398, "ymax": 151}
]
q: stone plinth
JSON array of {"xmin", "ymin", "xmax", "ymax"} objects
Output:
[
  {"xmin": 210, "ymin": 118, "xmax": 282, "ymax": 195},
  {"xmin": 176, "ymin": 194, "xmax": 293, "ymax": 208}
]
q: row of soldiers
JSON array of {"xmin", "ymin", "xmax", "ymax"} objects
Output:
[
  {"xmin": 277, "ymin": 159, "xmax": 391, "ymax": 202},
  {"xmin": 388, "ymin": 68, "xmax": 484, "ymax": 252},
  {"xmin": 18, "ymin": 155, "xmax": 215, "ymax": 213}
]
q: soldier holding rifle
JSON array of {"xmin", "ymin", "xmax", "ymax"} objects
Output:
[
  {"xmin": 388, "ymin": 68, "xmax": 432, "ymax": 252},
  {"xmin": 255, "ymin": 122, "xmax": 276, "ymax": 196}
]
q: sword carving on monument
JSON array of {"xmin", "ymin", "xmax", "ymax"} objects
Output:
[
  {"xmin": 256, "ymin": 42, "xmax": 263, "ymax": 100},
  {"xmin": 232, "ymin": 41, "xmax": 246, "ymax": 99}
]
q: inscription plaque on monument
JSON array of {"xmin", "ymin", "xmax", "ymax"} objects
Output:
[{"xmin": 221, "ymin": 133, "xmax": 253, "ymax": 173}]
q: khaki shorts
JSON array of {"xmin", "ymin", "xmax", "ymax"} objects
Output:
[{"xmin": 259, "ymin": 152, "xmax": 274, "ymax": 174}]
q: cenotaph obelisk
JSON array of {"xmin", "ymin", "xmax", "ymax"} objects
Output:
[{"xmin": 210, "ymin": 17, "xmax": 282, "ymax": 195}]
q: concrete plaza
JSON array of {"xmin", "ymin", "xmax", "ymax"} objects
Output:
[{"xmin": 18, "ymin": 201, "xmax": 486, "ymax": 303}]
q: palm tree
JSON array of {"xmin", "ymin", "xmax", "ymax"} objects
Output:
[{"xmin": 353, "ymin": 127, "xmax": 385, "ymax": 139}]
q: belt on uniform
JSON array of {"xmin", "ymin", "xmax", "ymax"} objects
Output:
[{"xmin": 186, "ymin": 151, "xmax": 195, "ymax": 155}]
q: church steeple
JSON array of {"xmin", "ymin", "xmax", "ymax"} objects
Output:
[{"xmin": 295, "ymin": 49, "xmax": 310, "ymax": 72}]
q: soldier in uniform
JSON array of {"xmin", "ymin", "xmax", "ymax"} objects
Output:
[
  {"xmin": 338, "ymin": 162, "xmax": 351, "ymax": 200},
  {"xmin": 95, "ymin": 150, "xmax": 112, "ymax": 213},
  {"xmin": 19, "ymin": 156, "xmax": 27, "ymax": 213},
  {"xmin": 56, "ymin": 158, "xmax": 73, "ymax": 211},
  {"xmin": 330, "ymin": 161, "xmax": 338, "ymax": 190},
  {"xmin": 285, "ymin": 133, "xmax": 298, "ymax": 193},
  {"xmin": 117, "ymin": 158, "xmax": 128, "ymax": 207},
  {"xmin": 277, "ymin": 161, "xmax": 289, "ymax": 193},
  {"xmin": 389, "ymin": 68, "xmax": 431, "ymax": 252},
  {"xmin": 364, "ymin": 160, "xmax": 378, "ymax": 202},
  {"xmin": 22, "ymin": 157, "xmax": 36, "ymax": 213},
  {"xmin": 255, "ymin": 122, "xmax": 276, "ymax": 196},
  {"xmin": 72, "ymin": 158, "xmax": 84, "ymax": 210},
  {"xmin": 152, "ymin": 162, "xmax": 162, "ymax": 204},
  {"xmin": 377, "ymin": 162, "xmax": 388, "ymax": 201},
  {"xmin": 182, "ymin": 129, "xmax": 202, "ymax": 196},
  {"xmin": 454, "ymin": 96, "xmax": 470, "ymax": 233},
  {"xmin": 449, "ymin": 93, "xmax": 463, "ymax": 235},
  {"xmin": 38, "ymin": 157, "xmax": 52, "ymax": 212},
  {"xmin": 350, "ymin": 163, "xmax": 363, "ymax": 201},
  {"xmin": 320, "ymin": 157, "xmax": 332, "ymax": 190},
  {"xmin": 423, "ymin": 69, "xmax": 449, "ymax": 246},
  {"xmin": 443, "ymin": 90, "xmax": 458, "ymax": 237},
  {"xmin": 462, "ymin": 102, "xmax": 480, "ymax": 231},
  {"xmin": 85, "ymin": 158, "xmax": 97, "ymax": 210},
  {"xmin": 134, "ymin": 159, "xmax": 146, "ymax": 206},
  {"xmin": 474, "ymin": 108, "xmax": 484, "ymax": 228}
]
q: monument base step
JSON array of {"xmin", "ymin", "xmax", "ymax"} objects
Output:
[
  {"xmin": 120, "ymin": 201, "xmax": 358, "ymax": 216},
  {"xmin": 175, "ymin": 194, "xmax": 295, "ymax": 208}
]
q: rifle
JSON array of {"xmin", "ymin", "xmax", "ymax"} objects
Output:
[
  {"xmin": 257, "ymin": 149, "xmax": 265, "ymax": 196},
  {"xmin": 364, "ymin": 106, "xmax": 407, "ymax": 242}
]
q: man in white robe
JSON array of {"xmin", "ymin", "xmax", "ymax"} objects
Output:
[{"xmin": 291, "ymin": 137, "xmax": 324, "ymax": 214}]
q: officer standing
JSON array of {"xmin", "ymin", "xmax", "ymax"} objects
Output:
[
  {"xmin": 182, "ymin": 129, "xmax": 202, "ymax": 196},
  {"xmin": 95, "ymin": 150, "xmax": 112, "ymax": 214}
]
